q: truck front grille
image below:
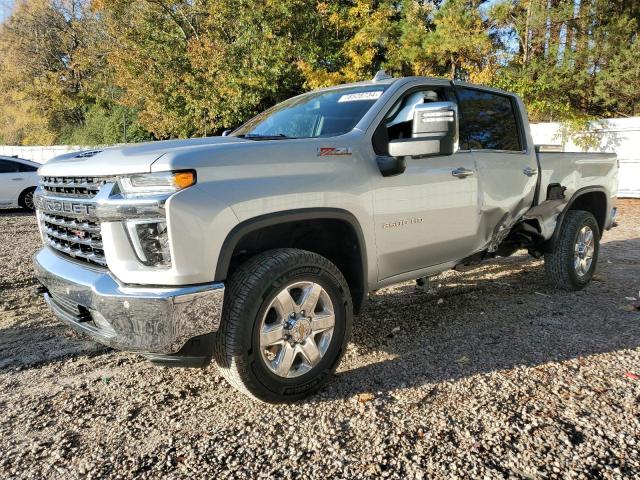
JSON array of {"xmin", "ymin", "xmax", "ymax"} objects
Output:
[
  {"xmin": 39, "ymin": 212, "xmax": 106, "ymax": 267},
  {"xmin": 41, "ymin": 176, "xmax": 110, "ymax": 198}
]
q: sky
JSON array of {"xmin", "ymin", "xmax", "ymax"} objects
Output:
[{"xmin": 0, "ymin": 0, "xmax": 13, "ymax": 23}]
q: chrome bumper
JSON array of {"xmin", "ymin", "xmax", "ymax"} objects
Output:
[{"xmin": 33, "ymin": 247, "xmax": 224, "ymax": 354}]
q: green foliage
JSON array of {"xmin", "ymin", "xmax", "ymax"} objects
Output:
[
  {"xmin": 59, "ymin": 104, "xmax": 151, "ymax": 146},
  {"xmin": 0, "ymin": 0, "xmax": 637, "ymax": 145}
]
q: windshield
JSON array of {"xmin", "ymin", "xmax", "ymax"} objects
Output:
[{"xmin": 232, "ymin": 85, "xmax": 389, "ymax": 139}]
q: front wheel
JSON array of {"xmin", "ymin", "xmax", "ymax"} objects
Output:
[
  {"xmin": 544, "ymin": 210, "xmax": 600, "ymax": 291},
  {"xmin": 19, "ymin": 187, "xmax": 36, "ymax": 211},
  {"xmin": 213, "ymin": 248, "xmax": 353, "ymax": 402}
]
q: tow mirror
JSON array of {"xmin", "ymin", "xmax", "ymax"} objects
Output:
[{"xmin": 388, "ymin": 102, "xmax": 459, "ymax": 158}]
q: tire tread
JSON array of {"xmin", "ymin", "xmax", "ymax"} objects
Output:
[{"xmin": 544, "ymin": 210, "xmax": 599, "ymax": 291}]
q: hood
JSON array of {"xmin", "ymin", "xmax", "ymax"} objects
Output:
[{"xmin": 37, "ymin": 136, "xmax": 250, "ymax": 177}]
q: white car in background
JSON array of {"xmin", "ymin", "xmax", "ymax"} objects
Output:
[{"xmin": 0, "ymin": 155, "xmax": 40, "ymax": 211}]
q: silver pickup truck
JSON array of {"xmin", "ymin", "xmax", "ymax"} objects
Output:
[{"xmin": 33, "ymin": 73, "xmax": 618, "ymax": 402}]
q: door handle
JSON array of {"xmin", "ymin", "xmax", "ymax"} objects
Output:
[
  {"xmin": 11, "ymin": 177, "xmax": 24, "ymax": 181},
  {"xmin": 523, "ymin": 167, "xmax": 538, "ymax": 177},
  {"xmin": 451, "ymin": 167, "xmax": 474, "ymax": 178}
]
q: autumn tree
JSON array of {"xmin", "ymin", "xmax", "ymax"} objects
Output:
[
  {"xmin": 92, "ymin": 0, "xmax": 341, "ymax": 138},
  {"xmin": 0, "ymin": 0, "xmax": 637, "ymax": 144}
]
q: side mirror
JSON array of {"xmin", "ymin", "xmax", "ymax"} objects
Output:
[
  {"xmin": 222, "ymin": 129, "xmax": 233, "ymax": 137},
  {"xmin": 388, "ymin": 102, "xmax": 459, "ymax": 158}
]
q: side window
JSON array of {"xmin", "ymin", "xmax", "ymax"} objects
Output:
[
  {"xmin": 456, "ymin": 88, "xmax": 522, "ymax": 151},
  {"xmin": 372, "ymin": 88, "xmax": 446, "ymax": 155},
  {"xmin": 17, "ymin": 162, "xmax": 38, "ymax": 172},
  {"xmin": 0, "ymin": 160, "xmax": 19, "ymax": 173}
]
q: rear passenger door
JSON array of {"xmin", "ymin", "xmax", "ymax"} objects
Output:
[{"xmin": 455, "ymin": 85, "xmax": 539, "ymax": 250}]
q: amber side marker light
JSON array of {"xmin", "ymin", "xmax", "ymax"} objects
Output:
[{"xmin": 174, "ymin": 171, "xmax": 196, "ymax": 189}]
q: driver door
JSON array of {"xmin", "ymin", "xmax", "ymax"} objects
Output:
[{"xmin": 371, "ymin": 87, "xmax": 481, "ymax": 282}]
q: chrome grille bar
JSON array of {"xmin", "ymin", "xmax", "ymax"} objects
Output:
[
  {"xmin": 42, "ymin": 226, "xmax": 103, "ymax": 249},
  {"xmin": 40, "ymin": 212, "xmax": 101, "ymax": 233},
  {"xmin": 40, "ymin": 176, "xmax": 113, "ymax": 198},
  {"xmin": 43, "ymin": 236, "xmax": 107, "ymax": 266},
  {"xmin": 38, "ymin": 210, "xmax": 106, "ymax": 267}
]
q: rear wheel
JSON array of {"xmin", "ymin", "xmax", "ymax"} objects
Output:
[
  {"xmin": 544, "ymin": 210, "xmax": 600, "ymax": 291},
  {"xmin": 19, "ymin": 187, "xmax": 36, "ymax": 211},
  {"xmin": 213, "ymin": 248, "xmax": 353, "ymax": 402}
]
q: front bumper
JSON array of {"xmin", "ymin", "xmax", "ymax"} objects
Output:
[{"xmin": 33, "ymin": 246, "xmax": 224, "ymax": 354}]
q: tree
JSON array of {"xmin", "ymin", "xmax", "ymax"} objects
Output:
[
  {"xmin": 0, "ymin": 0, "xmax": 147, "ymax": 145},
  {"xmin": 491, "ymin": 0, "xmax": 640, "ymax": 121},
  {"xmin": 93, "ymin": 0, "xmax": 338, "ymax": 138},
  {"xmin": 0, "ymin": 0, "xmax": 637, "ymax": 144}
]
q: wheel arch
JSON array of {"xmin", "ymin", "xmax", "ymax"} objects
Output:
[
  {"xmin": 215, "ymin": 208, "xmax": 368, "ymax": 313},
  {"xmin": 545, "ymin": 186, "xmax": 608, "ymax": 252},
  {"xmin": 18, "ymin": 185, "xmax": 37, "ymax": 208}
]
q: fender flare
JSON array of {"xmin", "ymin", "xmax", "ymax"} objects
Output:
[
  {"xmin": 544, "ymin": 185, "xmax": 608, "ymax": 252},
  {"xmin": 214, "ymin": 207, "xmax": 368, "ymax": 286}
]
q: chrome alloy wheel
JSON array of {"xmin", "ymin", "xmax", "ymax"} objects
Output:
[
  {"xmin": 259, "ymin": 281, "xmax": 335, "ymax": 378},
  {"xmin": 574, "ymin": 225, "xmax": 595, "ymax": 277}
]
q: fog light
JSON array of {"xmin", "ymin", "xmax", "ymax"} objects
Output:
[{"xmin": 126, "ymin": 220, "xmax": 171, "ymax": 267}]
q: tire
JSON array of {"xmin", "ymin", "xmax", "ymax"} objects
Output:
[
  {"xmin": 213, "ymin": 248, "xmax": 353, "ymax": 402},
  {"xmin": 544, "ymin": 210, "xmax": 600, "ymax": 291},
  {"xmin": 18, "ymin": 187, "xmax": 36, "ymax": 211}
]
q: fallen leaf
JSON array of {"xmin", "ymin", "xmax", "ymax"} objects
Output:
[
  {"xmin": 357, "ymin": 393, "xmax": 375, "ymax": 403},
  {"xmin": 437, "ymin": 298, "xmax": 444, "ymax": 305},
  {"xmin": 456, "ymin": 355, "xmax": 471, "ymax": 365},
  {"xmin": 625, "ymin": 372, "xmax": 639, "ymax": 381}
]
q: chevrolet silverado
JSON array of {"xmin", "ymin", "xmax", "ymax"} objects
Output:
[{"xmin": 33, "ymin": 73, "xmax": 618, "ymax": 402}]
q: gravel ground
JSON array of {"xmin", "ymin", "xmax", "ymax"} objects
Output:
[{"xmin": 1, "ymin": 200, "xmax": 639, "ymax": 479}]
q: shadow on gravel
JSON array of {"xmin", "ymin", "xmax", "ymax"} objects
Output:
[
  {"xmin": 0, "ymin": 321, "xmax": 111, "ymax": 370},
  {"xmin": 323, "ymin": 238, "xmax": 640, "ymax": 399},
  {"xmin": 0, "ymin": 208, "xmax": 34, "ymax": 217}
]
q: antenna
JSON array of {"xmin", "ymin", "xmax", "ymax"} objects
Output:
[{"xmin": 372, "ymin": 70, "xmax": 392, "ymax": 82}]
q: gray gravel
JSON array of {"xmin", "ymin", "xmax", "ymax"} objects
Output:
[{"xmin": 1, "ymin": 201, "xmax": 639, "ymax": 479}]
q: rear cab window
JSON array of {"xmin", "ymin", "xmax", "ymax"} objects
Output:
[{"xmin": 455, "ymin": 88, "xmax": 523, "ymax": 152}]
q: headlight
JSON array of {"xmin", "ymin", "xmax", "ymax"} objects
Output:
[
  {"xmin": 126, "ymin": 220, "xmax": 171, "ymax": 267},
  {"xmin": 118, "ymin": 170, "xmax": 196, "ymax": 198}
]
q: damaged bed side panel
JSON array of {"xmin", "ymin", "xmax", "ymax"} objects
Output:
[{"xmin": 522, "ymin": 151, "xmax": 618, "ymax": 240}]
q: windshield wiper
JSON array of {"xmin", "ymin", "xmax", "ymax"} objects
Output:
[{"xmin": 242, "ymin": 133, "xmax": 294, "ymax": 140}]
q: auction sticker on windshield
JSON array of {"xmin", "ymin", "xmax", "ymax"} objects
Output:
[{"xmin": 338, "ymin": 91, "xmax": 383, "ymax": 103}]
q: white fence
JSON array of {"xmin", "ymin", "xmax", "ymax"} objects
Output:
[
  {"xmin": 0, "ymin": 145, "xmax": 83, "ymax": 164},
  {"xmin": 2, "ymin": 117, "xmax": 639, "ymax": 197}
]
